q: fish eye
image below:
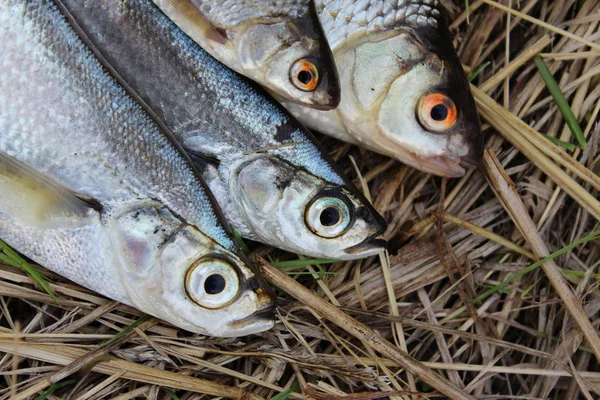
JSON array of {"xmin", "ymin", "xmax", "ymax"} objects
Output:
[
  {"xmin": 305, "ymin": 194, "xmax": 352, "ymax": 238},
  {"xmin": 290, "ymin": 59, "xmax": 319, "ymax": 92},
  {"xmin": 185, "ymin": 258, "xmax": 240, "ymax": 309},
  {"xmin": 417, "ymin": 92, "xmax": 458, "ymax": 132}
]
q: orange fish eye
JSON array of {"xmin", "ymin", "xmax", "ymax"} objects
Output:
[
  {"xmin": 418, "ymin": 92, "xmax": 458, "ymax": 132},
  {"xmin": 290, "ymin": 59, "xmax": 319, "ymax": 92}
]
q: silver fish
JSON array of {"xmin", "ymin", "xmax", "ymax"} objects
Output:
[
  {"xmin": 0, "ymin": 0, "xmax": 274, "ymax": 337},
  {"xmin": 57, "ymin": 0, "xmax": 387, "ymax": 260},
  {"xmin": 282, "ymin": 0, "xmax": 484, "ymax": 177},
  {"xmin": 153, "ymin": 0, "xmax": 341, "ymax": 110}
]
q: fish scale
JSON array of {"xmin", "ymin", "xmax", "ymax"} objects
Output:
[
  {"xmin": 0, "ymin": 0, "xmax": 232, "ymax": 250},
  {"xmin": 153, "ymin": 0, "xmax": 340, "ymax": 109},
  {"xmin": 196, "ymin": 0, "xmax": 308, "ymax": 26},
  {"xmin": 282, "ymin": 0, "xmax": 483, "ymax": 177},
  {"xmin": 0, "ymin": 0, "xmax": 275, "ymax": 337},
  {"xmin": 57, "ymin": 0, "xmax": 387, "ymax": 260},
  {"xmin": 316, "ymin": 0, "xmax": 440, "ymax": 48}
]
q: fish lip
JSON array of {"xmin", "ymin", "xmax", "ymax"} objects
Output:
[
  {"xmin": 422, "ymin": 155, "xmax": 467, "ymax": 178},
  {"xmin": 304, "ymin": 98, "xmax": 340, "ymax": 111},
  {"xmin": 229, "ymin": 307, "xmax": 276, "ymax": 328},
  {"xmin": 344, "ymin": 237, "xmax": 387, "ymax": 256},
  {"xmin": 458, "ymin": 155, "xmax": 481, "ymax": 170}
]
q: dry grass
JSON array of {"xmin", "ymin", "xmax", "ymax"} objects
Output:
[{"xmin": 1, "ymin": 0, "xmax": 600, "ymax": 398}]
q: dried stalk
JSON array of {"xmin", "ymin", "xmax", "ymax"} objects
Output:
[
  {"xmin": 256, "ymin": 256, "xmax": 476, "ymax": 400},
  {"xmin": 482, "ymin": 150, "xmax": 600, "ymax": 364}
]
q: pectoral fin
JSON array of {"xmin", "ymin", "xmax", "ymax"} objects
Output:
[
  {"xmin": 155, "ymin": 0, "xmax": 228, "ymax": 44},
  {"xmin": 0, "ymin": 152, "xmax": 98, "ymax": 229}
]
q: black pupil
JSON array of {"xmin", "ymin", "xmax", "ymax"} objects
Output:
[
  {"xmin": 297, "ymin": 70, "xmax": 313, "ymax": 84},
  {"xmin": 204, "ymin": 274, "xmax": 226, "ymax": 295},
  {"xmin": 320, "ymin": 207, "xmax": 341, "ymax": 227},
  {"xmin": 431, "ymin": 104, "xmax": 448, "ymax": 121}
]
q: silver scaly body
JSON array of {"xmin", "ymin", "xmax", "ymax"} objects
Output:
[
  {"xmin": 57, "ymin": 0, "xmax": 387, "ymax": 260},
  {"xmin": 153, "ymin": 0, "xmax": 341, "ymax": 109},
  {"xmin": 0, "ymin": 0, "xmax": 274, "ymax": 337}
]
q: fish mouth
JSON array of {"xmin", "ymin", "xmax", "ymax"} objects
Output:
[
  {"xmin": 344, "ymin": 237, "xmax": 387, "ymax": 257},
  {"xmin": 229, "ymin": 307, "xmax": 276, "ymax": 329},
  {"xmin": 422, "ymin": 155, "xmax": 467, "ymax": 178},
  {"xmin": 459, "ymin": 155, "xmax": 482, "ymax": 170}
]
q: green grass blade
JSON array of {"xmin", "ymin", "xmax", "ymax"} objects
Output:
[
  {"xmin": 0, "ymin": 240, "xmax": 57, "ymax": 300},
  {"xmin": 35, "ymin": 379, "xmax": 78, "ymax": 400},
  {"xmin": 534, "ymin": 56, "xmax": 587, "ymax": 148},
  {"xmin": 562, "ymin": 269, "xmax": 600, "ymax": 280},
  {"xmin": 100, "ymin": 314, "xmax": 151, "ymax": 347},
  {"xmin": 543, "ymin": 134, "xmax": 576, "ymax": 151},
  {"xmin": 472, "ymin": 229, "xmax": 600, "ymax": 304},
  {"xmin": 232, "ymin": 230, "xmax": 250, "ymax": 255},
  {"xmin": 271, "ymin": 380, "xmax": 297, "ymax": 400},
  {"xmin": 162, "ymin": 387, "xmax": 180, "ymax": 400},
  {"xmin": 468, "ymin": 61, "xmax": 490, "ymax": 82},
  {"xmin": 272, "ymin": 258, "xmax": 340, "ymax": 268},
  {"xmin": 444, "ymin": 228, "xmax": 600, "ymax": 321}
]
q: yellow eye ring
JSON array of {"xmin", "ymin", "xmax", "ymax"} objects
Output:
[
  {"xmin": 305, "ymin": 194, "xmax": 352, "ymax": 238},
  {"xmin": 418, "ymin": 92, "xmax": 458, "ymax": 132},
  {"xmin": 185, "ymin": 257, "xmax": 240, "ymax": 309},
  {"xmin": 290, "ymin": 59, "xmax": 319, "ymax": 92}
]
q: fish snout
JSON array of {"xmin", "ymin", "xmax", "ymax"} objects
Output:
[
  {"xmin": 311, "ymin": 61, "xmax": 341, "ymax": 110},
  {"xmin": 344, "ymin": 237, "xmax": 387, "ymax": 257}
]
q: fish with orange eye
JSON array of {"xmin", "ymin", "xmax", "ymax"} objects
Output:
[
  {"xmin": 151, "ymin": 0, "xmax": 341, "ymax": 110},
  {"xmin": 279, "ymin": 0, "xmax": 484, "ymax": 178}
]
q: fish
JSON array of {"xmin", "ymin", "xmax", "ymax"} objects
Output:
[
  {"xmin": 56, "ymin": 0, "xmax": 387, "ymax": 260},
  {"xmin": 281, "ymin": 0, "xmax": 484, "ymax": 177},
  {"xmin": 0, "ymin": 0, "xmax": 275, "ymax": 337},
  {"xmin": 152, "ymin": 0, "xmax": 341, "ymax": 110}
]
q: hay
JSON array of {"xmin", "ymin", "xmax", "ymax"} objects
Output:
[{"xmin": 1, "ymin": 0, "xmax": 599, "ymax": 398}]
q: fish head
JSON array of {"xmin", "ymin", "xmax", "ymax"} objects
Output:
[
  {"xmin": 336, "ymin": 27, "xmax": 483, "ymax": 177},
  {"xmin": 231, "ymin": 156, "xmax": 386, "ymax": 260},
  {"xmin": 232, "ymin": 12, "xmax": 340, "ymax": 110},
  {"xmin": 109, "ymin": 202, "xmax": 275, "ymax": 337}
]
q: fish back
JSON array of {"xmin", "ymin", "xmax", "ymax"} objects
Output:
[{"xmin": 0, "ymin": 0, "xmax": 234, "ymax": 250}]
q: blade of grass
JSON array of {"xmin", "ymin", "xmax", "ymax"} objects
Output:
[
  {"xmin": 543, "ymin": 134, "xmax": 576, "ymax": 151},
  {"xmin": 444, "ymin": 226, "xmax": 600, "ymax": 321},
  {"xmin": 283, "ymin": 270, "xmax": 340, "ymax": 279},
  {"xmin": 162, "ymin": 387, "xmax": 180, "ymax": 400},
  {"xmin": 270, "ymin": 380, "xmax": 298, "ymax": 400},
  {"xmin": 0, "ymin": 240, "xmax": 56, "ymax": 300},
  {"xmin": 35, "ymin": 379, "xmax": 78, "ymax": 400},
  {"xmin": 232, "ymin": 230, "xmax": 250, "ymax": 255},
  {"xmin": 468, "ymin": 61, "xmax": 491, "ymax": 82},
  {"xmin": 472, "ymin": 86, "xmax": 600, "ymax": 215},
  {"xmin": 534, "ymin": 55, "xmax": 586, "ymax": 148},
  {"xmin": 477, "ymin": 228, "xmax": 600, "ymax": 305},
  {"xmin": 100, "ymin": 314, "xmax": 151, "ymax": 347}
]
